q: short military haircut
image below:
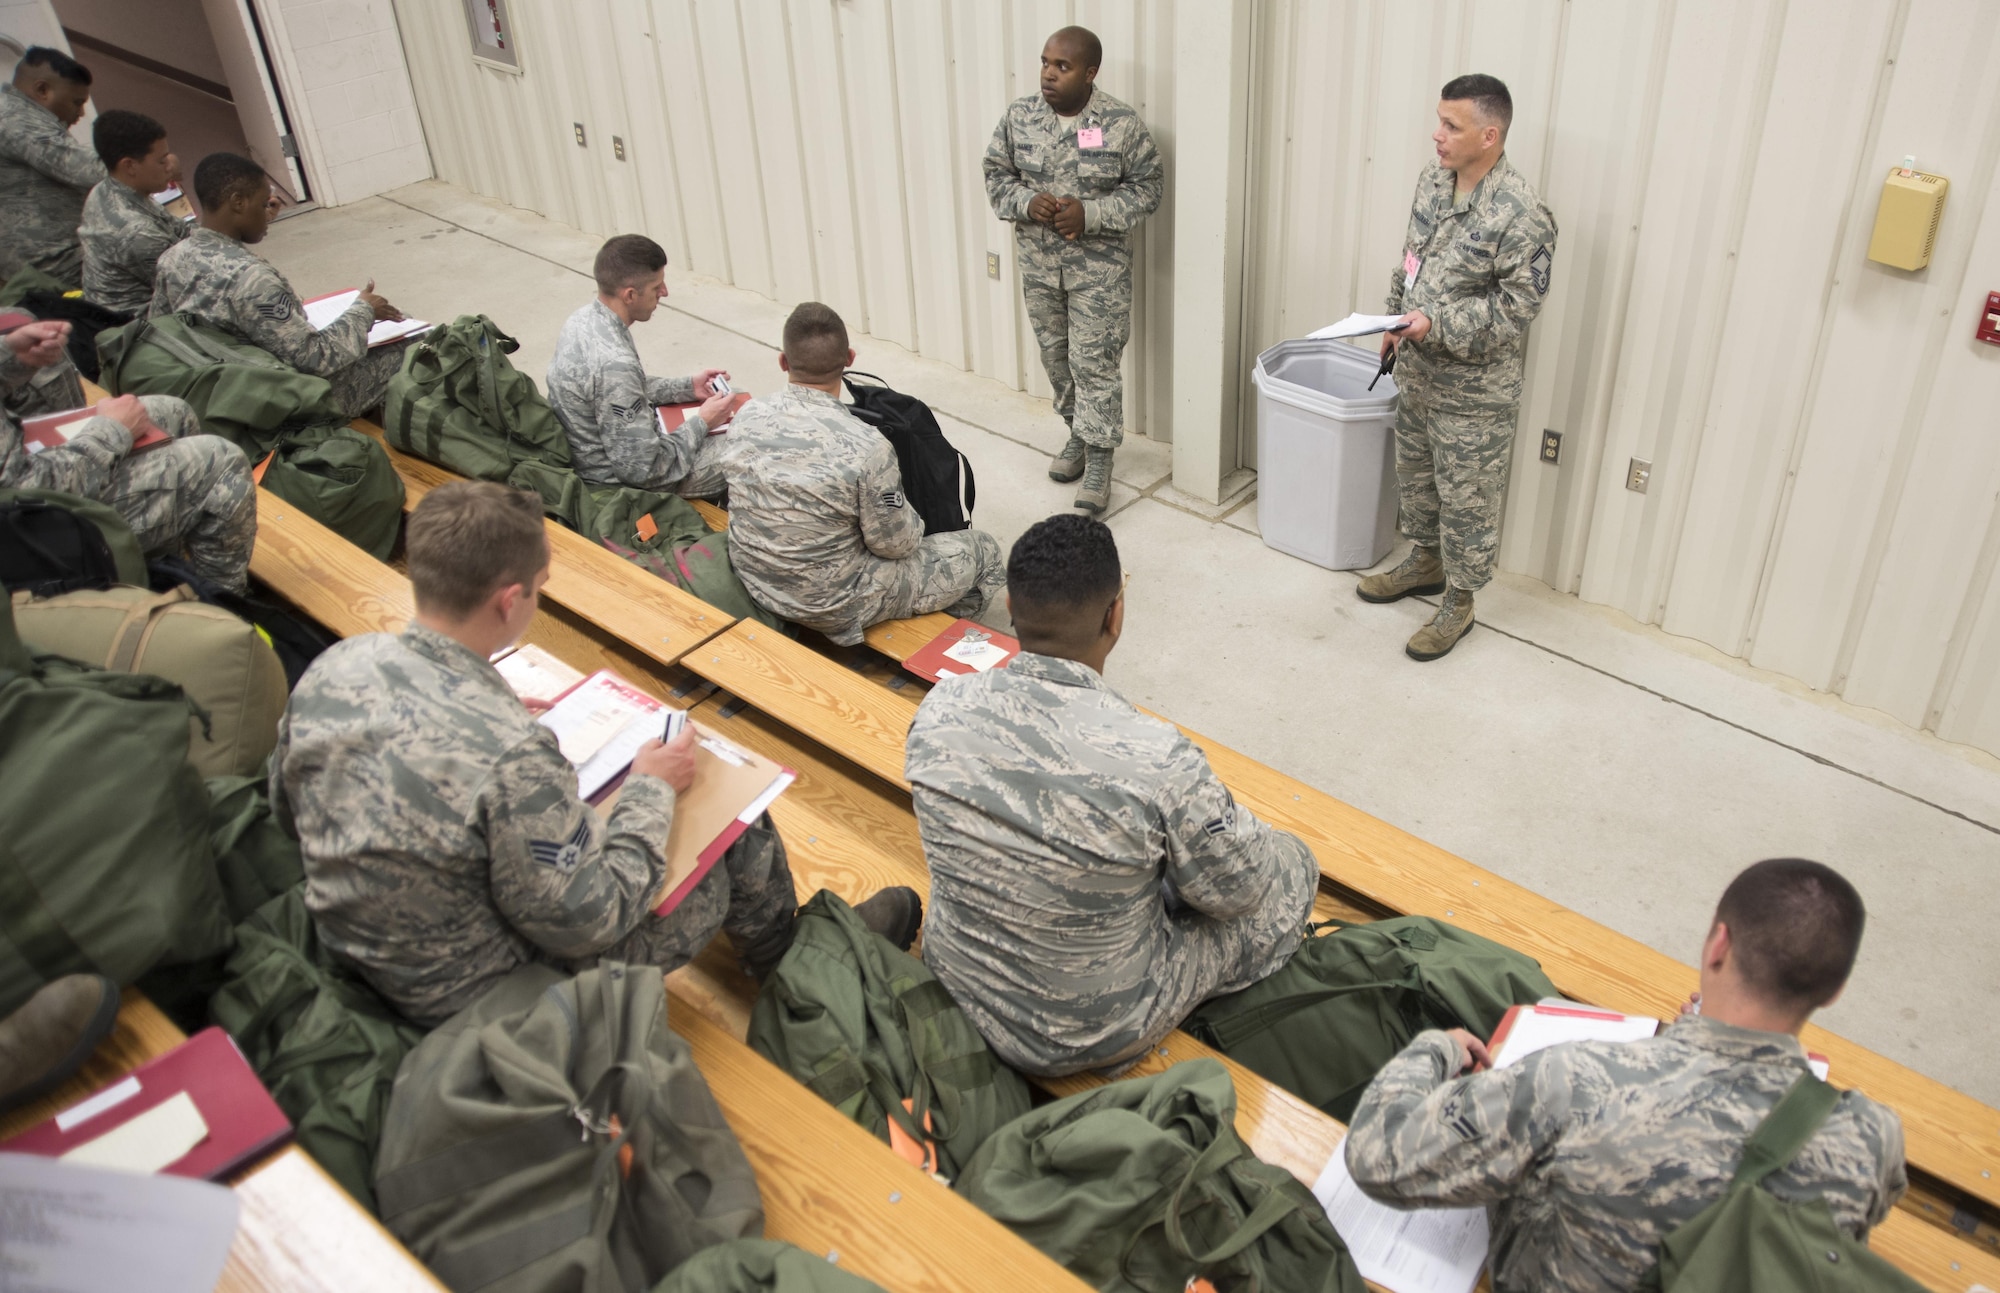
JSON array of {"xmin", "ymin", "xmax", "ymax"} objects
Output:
[
  {"xmin": 1007, "ymin": 513, "xmax": 1121, "ymax": 618},
  {"xmin": 192, "ymin": 152, "xmax": 268, "ymax": 211},
  {"xmin": 1049, "ymin": 25, "xmax": 1102, "ymax": 71},
  {"xmin": 93, "ymin": 109, "xmax": 166, "ymax": 169},
  {"xmin": 781, "ymin": 302, "xmax": 850, "ymax": 383},
  {"xmin": 1713, "ymin": 858, "xmax": 1867, "ymax": 1013},
  {"xmin": 1441, "ymin": 72, "xmax": 1512, "ymax": 139},
  {"xmin": 18, "ymin": 46, "xmax": 90, "ymax": 86},
  {"xmin": 593, "ymin": 233, "xmax": 668, "ymax": 295},
  {"xmin": 406, "ymin": 481, "xmax": 549, "ymax": 619}
]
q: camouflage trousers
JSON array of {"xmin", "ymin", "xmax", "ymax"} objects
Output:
[
  {"xmin": 1022, "ymin": 270, "xmax": 1132, "ymax": 450},
  {"xmin": 795, "ymin": 528, "xmax": 1007, "ymax": 647},
  {"xmin": 673, "ymin": 432, "xmax": 730, "ymax": 501},
  {"xmin": 115, "ymin": 394, "xmax": 258, "ymax": 593},
  {"xmin": 325, "ymin": 342, "xmax": 409, "ymax": 420},
  {"xmin": 584, "ymin": 815, "xmax": 797, "ymax": 978},
  {"xmin": 1393, "ymin": 394, "xmax": 1517, "ymax": 591}
]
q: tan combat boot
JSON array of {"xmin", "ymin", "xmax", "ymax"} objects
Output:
[
  {"xmin": 1074, "ymin": 447, "xmax": 1113, "ymax": 514},
  {"xmin": 1049, "ymin": 432, "xmax": 1087, "ymax": 483},
  {"xmin": 1406, "ymin": 587, "xmax": 1476, "ymax": 661},
  {"xmin": 1356, "ymin": 546, "xmax": 1444, "ymax": 603},
  {"xmin": 0, "ymin": 974, "xmax": 120, "ymax": 1114}
]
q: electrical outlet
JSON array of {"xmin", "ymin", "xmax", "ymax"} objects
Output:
[
  {"xmin": 1626, "ymin": 458, "xmax": 1652, "ymax": 493},
  {"xmin": 986, "ymin": 252, "xmax": 1001, "ymax": 280},
  {"xmin": 1539, "ymin": 429, "xmax": 1562, "ymax": 465},
  {"xmin": 612, "ymin": 136, "xmax": 626, "ymax": 161},
  {"xmin": 573, "ymin": 122, "xmax": 586, "ymax": 147}
]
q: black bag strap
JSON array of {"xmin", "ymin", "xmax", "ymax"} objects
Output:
[
  {"xmin": 1730, "ymin": 1075, "xmax": 1841, "ymax": 1190},
  {"xmin": 958, "ymin": 448, "xmax": 977, "ymax": 516}
]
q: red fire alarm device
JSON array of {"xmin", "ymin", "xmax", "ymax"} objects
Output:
[{"xmin": 1978, "ymin": 292, "xmax": 2000, "ymax": 347}]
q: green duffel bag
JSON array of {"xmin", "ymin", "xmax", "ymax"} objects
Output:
[
  {"xmin": 383, "ymin": 314, "xmax": 572, "ymax": 480},
  {"xmin": 376, "ymin": 962, "xmax": 764, "ymax": 1292},
  {"xmin": 1647, "ymin": 1076, "xmax": 1924, "ymax": 1292},
  {"xmin": 653, "ymin": 1240, "xmax": 891, "ymax": 1293},
  {"xmin": 209, "ymin": 886, "xmax": 425, "ymax": 1213},
  {"xmin": 0, "ymin": 590, "xmax": 230, "ymax": 1016},
  {"xmin": 1185, "ymin": 916, "xmax": 1558, "ymax": 1122},
  {"xmin": 748, "ymin": 889, "xmax": 1030, "ymax": 1185},
  {"xmin": 202, "ymin": 774, "xmax": 306, "ymax": 920},
  {"xmin": 958, "ymin": 1058, "xmax": 1364, "ymax": 1293},
  {"xmin": 259, "ymin": 424, "xmax": 406, "ymax": 560},
  {"xmin": 96, "ymin": 311, "xmax": 350, "ymax": 451}
]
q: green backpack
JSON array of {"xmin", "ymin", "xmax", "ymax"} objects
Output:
[
  {"xmin": 957, "ymin": 1059, "xmax": 1364, "ymax": 1293},
  {"xmin": 0, "ymin": 590, "xmax": 231, "ymax": 1016},
  {"xmin": 653, "ymin": 1241, "xmax": 891, "ymax": 1293},
  {"xmin": 748, "ymin": 889, "xmax": 1030, "ymax": 1185},
  {"xmin": 95, "ymin": 313, "xmax": 406, "ymax": 559},
  {"xmin": 209, "ymin": 886, "xmax": 425, "ymax": 1213},
  {"xmin": 376, "ymin": 962, "xmax": 764, "ymax": 1292},
  {"xmin": 1649, "ymin": 1076, "xmax": 1923, "ymax": 1292},
  {"xmin": 1185, "ymin": 916, "xmax": 1558, "ymax": 1122},
  {"xmin": 382, "ymin": 315, "xmax": 572, "ymax": 480}
]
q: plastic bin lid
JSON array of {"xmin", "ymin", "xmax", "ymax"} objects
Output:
[{"xmin": 1252, "ymin": 337, "xmax": 1398, "ymax": 418}]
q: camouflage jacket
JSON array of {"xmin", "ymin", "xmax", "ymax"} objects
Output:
[
  {"xmin": 80, "ymin": 178, "xmax": 189, "ymax": 316},
  {"xmin": 545, "ymin": 300, "xmax": 708, "ymax": 490},
  {"xmin": 0, "ymin": 352, "xmax": 131, "ymax": 490},
  {"xmin": 1385, "ymin": 155, "xmax": 1556, "ymax": 414},
  {"xmin": 715, "ymin": 383, "xmax": 920, "ymax": 643},
  {"xmin": 151, "ymin": 227, "xmax": 375, "ymax": 380},
  {"xmin": 984, "ymin": 88, "xmax": 1163, "ymax": 285},
  {"xmin": 1344, "ymin": 1017, "xmax": 1907, "ymax": 1293},
  {"xmin": 270, "ymin": 625, "xmax": 677, "ymax": 1026},
  {"xmin": 0, "ymin": 84, "xmax": 106, "ymax": 284},
  {"xmin": 905, "ymin": 651, "xmax": 1309, "ymax": 1074}
]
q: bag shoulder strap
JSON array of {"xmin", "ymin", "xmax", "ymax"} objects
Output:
[{"xmin": 1731, "ymin": 1075, "xmax": 1841, "ymax": 1190}]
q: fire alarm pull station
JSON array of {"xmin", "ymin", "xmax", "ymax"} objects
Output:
[{"xmin": 1979, "ymin": 292, "xmax": 2000, "ymax": 348}]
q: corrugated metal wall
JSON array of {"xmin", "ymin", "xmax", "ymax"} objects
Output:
[
  {"xmin": 1241, "ymin": 0, "xmax": 2000, "ymax": 756},
  {"xmin": 391, "ymin": 0, "xmax": 1177, "ymax": 440}
]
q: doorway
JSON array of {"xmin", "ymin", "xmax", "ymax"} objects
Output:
[{"xmin": 50, "ymin": 0, "xmax": 308, "ymax": 207}]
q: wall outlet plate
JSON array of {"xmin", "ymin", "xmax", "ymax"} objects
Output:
[
  {"xmin": 1627, "ymin": 458, "xmax": 1652, "ymax": 493},
  {"xmin": 612, "ymin": 136, "xmax": 626, "ymax": 161},
  {"xmin": 1540, "ymin": 429, "xmax": 1562, "ymax": 465},
  {"xmin": 986, "ymin": 252, "xmax": 1001, "ymax": 280},
  {"xmin": 573, "ymin": 122, "xmax": 586, "ymax": 147}
]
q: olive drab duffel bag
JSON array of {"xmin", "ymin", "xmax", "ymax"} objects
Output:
[
  {"xmin": 375, "ymin": 962, "xmax": 764, "ymax": 1292},
  {"xmin": 12, "ymin": 584, "xmax": 287, "ymax": 777},
  {"xmin": 1184, "ymin": 916, "xmax": 1559, "ymax": 1122},
  {"xmin": 747, "ymin": 889, "xmax": 1031, "ymax": 1185},
  {"xmin": 1647, "ymin": 1075, "xmax": 1924, "ymax": 1293},
  {"xmin": 0, "ymin": 590, "xmax": 231, "ymax": 1017},
  {"xmin": 653, "ymin": 1240, "xmax": 892, "ymax": 1293},
  {"xmin": 956, "ymin": 1059, "xmax": 1364, "ymax": 1293},
  {"xmin": 95, "ymin": 312, "xmax": 406, "ymax": 559},
  {"xmin": 382, "ymin": 314, "xmax": 572, "ymax": 480}
]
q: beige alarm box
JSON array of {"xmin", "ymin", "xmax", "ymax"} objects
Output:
[{"xmin": 1866, "ymin": 167, "xmax": 1948, "ymax": 271}]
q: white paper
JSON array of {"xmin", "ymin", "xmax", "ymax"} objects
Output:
[
  {"xmin": 1491, "ymin": 1005, "xmax": 1660, "ymax": 1069},
  {"xmin": 60, "ymin": 1091, "xmax": 209, "ymax": 1175},
  {"xmin": 54, "ymin": 1076, "xmax": 142, "ymax": 1133},
  {"xmin": 736, "ymin": 771, "xmax": 796, "ymax": 824},
  {"xmin": 0, "ymin": 1152, "xmax": 239, "ymax": 1293},
  {"xmin": 303, "ymin": 288, "xmax": 432, "ymax": 348},
  {"xmin": 942, "ymin": 636, "xmax": 1007, "ymax": 672},
  {"xmin": 539, "ymin": 671, "xmax": 659, "ymax": 766},
  {"xmin": 494, "ymin": 644, "xmax": 585, "ymax": 704},
  {"xmin": 1314, "ymin": 1147, "xmax": 1487, "ymax": 1293},
  {"xmin": 1308, "ymin": 312, "xmax": 1412, "ymax": 341}
]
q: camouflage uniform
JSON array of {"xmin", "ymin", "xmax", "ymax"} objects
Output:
[
  {"xmin": 270, "ymin": 624, "xmax": 798, "ymax": 1027},
  {"xmin": 0, "ymin": 357, "xmax": 256, "ymax": 591},
  {"xmin": 984, "ymin": 88, "xmax": 1162, "ymax": 449},
  {"xmin": 717, "ymin": 384, "xmax": 1004, "ymax": 646},
  {"xmin": 545, "ymin": 300, "xmax": 725, "ymax": 498},
  {"xmin": 79, "ymin": 178, "xmax": 189, "ymax": 316},
  {"xmin": 904, "ymin": 652, "xmax": 1319, "ymax": 1077},
  {"xmin": 1385, "ymin": 156, "xmax": 1556, "ymax": 591},
  {"xmin": 1344, "ymin": 1016, "xmax": 1906, "ymax": 1293},
  {"xmin": 0, "ymin": 83, "xmax": 106, "ymax": 286},
  {"xmin": 150, "ymin": 227, "xmax": 406, "ymax": 418}
]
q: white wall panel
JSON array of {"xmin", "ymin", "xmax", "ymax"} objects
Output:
[{"xmin": 393, "ymin": 0, "xmax": 1177, "ymax": 436}]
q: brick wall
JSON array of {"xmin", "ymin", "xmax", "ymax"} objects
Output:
[{"xmin": 259, "ymin": 0, "xmax": 428, "ymax": 205}]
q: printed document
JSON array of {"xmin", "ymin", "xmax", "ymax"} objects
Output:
[
  {"xmin": 0, "ymin": 1153, "xmax": 239, "ymax": 1293},
  {"xmin": 1315, "ymin": 1146, "xmax": 1487, "ymax": 1293},
  {"xmin": 303, "ymin": 288, "xmax": 432, "ymax": 348}
]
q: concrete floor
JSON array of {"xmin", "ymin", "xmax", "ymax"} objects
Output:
[{"xmin": 259, "ymin": 181, "xmax": 2000, "ymax": 1108}]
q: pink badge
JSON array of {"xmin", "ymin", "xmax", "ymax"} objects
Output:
[
  {"xmin": 1403, "ymin": 250, "xmax": 1422, "ymax": 286},
  {"xmin": 1077, "ymin": 127, "xmax": 1104, "ymax": 149}
]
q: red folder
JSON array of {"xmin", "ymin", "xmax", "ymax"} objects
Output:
[
  {"xmin": 1, "ymin": 1026, "xmax": 292, "ymax": 1180},
  {"xmin": 658, "ymin": 392, "xmax": 750, "ymax": 434},
  {"xmin": 21, "ymin": 405, "xmax": 171, "ymax": 454},
  {"xmin": 902, "ymin": 619, "xmax": 1020, "ymax": 684}
]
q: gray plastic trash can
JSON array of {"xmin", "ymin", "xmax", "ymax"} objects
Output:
[{"xmin": 1250, "ymin": 339, "xmax": 1400, "ymax": 570}]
